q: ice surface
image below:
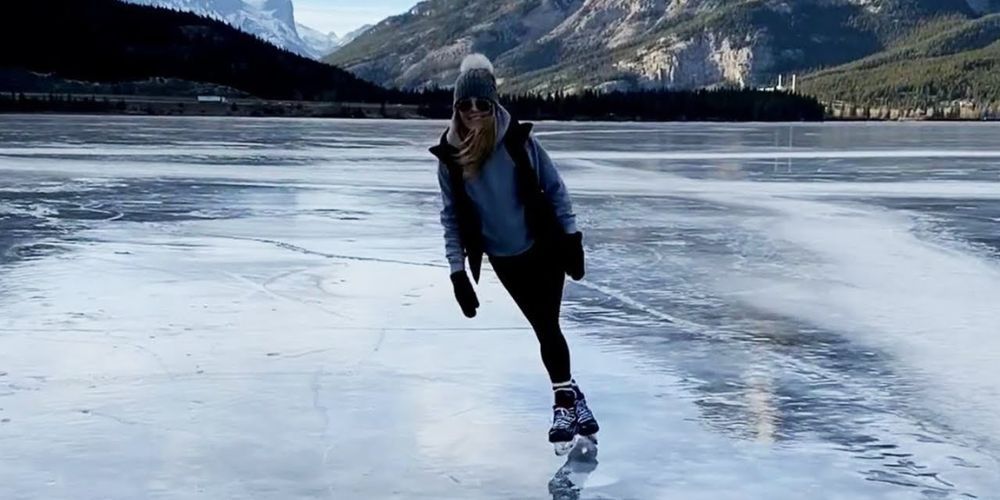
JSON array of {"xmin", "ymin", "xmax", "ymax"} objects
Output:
[{"xmin": 1, "ymin": 116, "xmax": 999, "ymax": 499}]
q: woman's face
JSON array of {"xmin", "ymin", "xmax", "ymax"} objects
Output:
[{"xmin": 457, "ymin": 98, "xmax": 494, "ymax": 130}]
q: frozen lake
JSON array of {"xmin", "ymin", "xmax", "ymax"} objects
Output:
[{"xmin": 1, "ymin": 115, "xmax": 999, "ymax": 499}]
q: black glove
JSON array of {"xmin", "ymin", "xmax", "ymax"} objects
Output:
[
  {"xmin": 450, "ymin": 271, "xmax": 479, "ymax": 318},
  {"xmin": 564, "ymin": 231, "xmax": 585, "ymax": 281}
]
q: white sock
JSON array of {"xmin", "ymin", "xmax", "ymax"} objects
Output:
[{"xmin": 552, "ymin": 380, "xmax": 574, "ymax": 393}]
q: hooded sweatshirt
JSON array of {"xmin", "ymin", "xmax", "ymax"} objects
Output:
[{"xmin": 437, "ymin": 104, "xmax": 578, "ymax": 274}]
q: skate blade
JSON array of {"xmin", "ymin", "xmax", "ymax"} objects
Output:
[{"xmin": 553, "ymin": 437, "xmax": 577, "ymax": 456}]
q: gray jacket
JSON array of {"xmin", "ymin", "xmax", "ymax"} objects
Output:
[{"xmin": 437, "ymin": 105, "xmax": 578, "ymax": 273}]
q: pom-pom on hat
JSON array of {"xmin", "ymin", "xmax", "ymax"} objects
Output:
[{"xmin": 453, "ymin": 53, "xmax": 498, "ymax": 106}]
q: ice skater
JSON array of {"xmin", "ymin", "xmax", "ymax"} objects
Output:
[{"xmin": 429, "ymin": 53, "xmax": 599, "ymax": 454}]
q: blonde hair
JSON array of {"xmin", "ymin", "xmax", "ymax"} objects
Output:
[{"xmin": 455, "ymin": 114, "xmax": 496, "ymax": 179}]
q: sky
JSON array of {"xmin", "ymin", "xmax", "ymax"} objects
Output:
[{"xmin": 295, "ymin": 0, "xmax": 415, "ymax": 36}]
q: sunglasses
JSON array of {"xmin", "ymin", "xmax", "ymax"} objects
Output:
[{"xmin": 455, "ymin": 98, "xmax": 494, "ymax": 113}]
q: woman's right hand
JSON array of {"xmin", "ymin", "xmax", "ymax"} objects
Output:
[
  {"xmin": 564, "ymin": 232, "xmax": 585, "ymax": 281},
  {"xmin": 450, "ymin": 271, "xmax": 480, "ymax": 318}
]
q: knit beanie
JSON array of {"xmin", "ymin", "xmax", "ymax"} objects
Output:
[{"xmin": 453, "ymin": 53, "xmax": 498, "ymax": 105}]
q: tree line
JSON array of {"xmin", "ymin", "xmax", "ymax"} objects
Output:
[
  {"xmin": 801, "ymin": 44, "xmax": 1000, "ymax": 107},
  {"xmin": 408, "ymin": 88, "xmax": 823, "ymax": 121}
]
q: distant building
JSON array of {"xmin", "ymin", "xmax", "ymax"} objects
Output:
[
  {"xmin": 197, "ymin": 96, "xmax": 228, "ymax": 103},
  {"xmin": 759, "ymin": 74, "xmax": 797, "ymax": 93}
]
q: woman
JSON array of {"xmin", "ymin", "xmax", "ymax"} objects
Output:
[{"xmin": 429, "ymin": 54, "xmax": 599, "ymax": 453}]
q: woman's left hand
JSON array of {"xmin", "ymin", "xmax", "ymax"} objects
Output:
[{"xmin": 564, "ymin": 232, "xmax": 585, "ymax": 281}]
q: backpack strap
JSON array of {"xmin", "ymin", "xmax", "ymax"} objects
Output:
[
  {"xmin": 502, "ymin": 120, "xmax": 563, "ymax": 244},
  {"xmin": 502, "ymin": 120, "xmax": 535, "ymax": 175}
]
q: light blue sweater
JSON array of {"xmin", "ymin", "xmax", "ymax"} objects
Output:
[{"xmin": 437, "ymin": 106, "xmax": 578, "ymax": 274}]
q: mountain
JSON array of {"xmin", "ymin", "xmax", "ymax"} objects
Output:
[
  {"xmin": 800, "ymin": 14, "xmax": 1000, "ymax": 106},
  {"xmin": 328, "ymin": 0, "xmax": 999, "ymax": 93},
  {"xmin": 125, "ymin": 0, "xmax": 321, "ymax": 58},
  {"xmin": 341, "ymin": 24, "xmax": 374, "ymax": 46},
  {"xmin": 298, "ymin": 23, "xmax": 341, "ymax": 57},
  {"xmin": 295, "ymin": 23, "xmax": 374, "ymax": 59},
  {"xmin": 2, "ymin": 0, "xmax": 387, "ymax": 101}
]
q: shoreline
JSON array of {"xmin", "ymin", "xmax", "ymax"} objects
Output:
[
  {"xmin": 4, "ymin": 108, "xmax": 998, "ymax": 122},
  {"xmin": 0, "ymin": 91, "xmax": 820, "ymax": 122},
  {"xmin": 2, "ymin": 93, "xmax": 997, "ymax": 122}
]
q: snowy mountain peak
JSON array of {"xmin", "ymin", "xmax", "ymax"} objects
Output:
[
  {"xmin": 125, "ymin": 0, "xmax": 342, "ymax": 59},
  {"xmin": 297, "ymin": 23, "xmax": 342, "ymax": 58},
  {"xmin": 297, "ymin": 23, "xmax": 373, "ymax": 58},
  {"xmin": 244, "ymin": 0, "xmax": 295, "ymax": 27}
]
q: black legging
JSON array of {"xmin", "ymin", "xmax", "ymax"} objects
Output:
[{"xmin": 489, "ymin": 242, "xmax": 571, "ymax": 383}]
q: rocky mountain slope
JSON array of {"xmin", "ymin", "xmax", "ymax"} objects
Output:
[{"xmin": 328, "ymin": 0, "xmax": 1000, "ymax": 92}]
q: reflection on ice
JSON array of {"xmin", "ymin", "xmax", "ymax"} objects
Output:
[{"xmin": 548, "ymin": 436, "xmax": 600, "ymax": 500}]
